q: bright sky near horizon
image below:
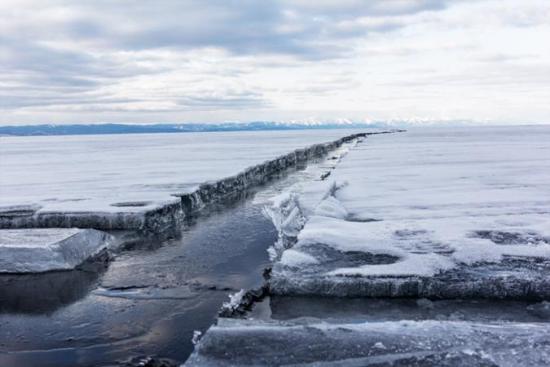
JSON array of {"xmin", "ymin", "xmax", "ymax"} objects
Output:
[{"xmin": 1, "ymin": 0, "xmax": 549, "ymax": 125}]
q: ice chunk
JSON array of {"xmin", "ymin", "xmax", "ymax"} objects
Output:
[
  {"xmin": 220, "ymin": 289, "xmax": 246, "ymax": 314},
  {"xmin": 0, "ymin": 228, "xmax": 112, "ymax": 273},
  {"xmin": 185, "ymin": 318, "xmax": 550, "ymax": 366}
]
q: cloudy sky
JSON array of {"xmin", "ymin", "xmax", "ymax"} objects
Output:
[{"xmin": 1, "ymin": 0, "xmax": 549, "ymax": 125}]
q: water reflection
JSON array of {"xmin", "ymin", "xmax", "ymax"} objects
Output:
[{"xmin": 0, "ymin": 257, "xmax": 108, "ymax": 315}]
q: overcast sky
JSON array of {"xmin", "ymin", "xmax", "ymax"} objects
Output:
[{"xmin": 1, "ymin": 0, "xmax": 549, "ymax": 125}]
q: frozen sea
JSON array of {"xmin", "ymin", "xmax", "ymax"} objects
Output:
[
  {"xmin": 188, "ymin": 125, "xmax": 550, "ymax": 366},
  {"xmin": 0, "ymin": 129, "xmax": 363, "ymax": 214},
  {"xmin": 3, "ymin": 125, "xmax": 550, "ymax": 366},
  {"xmin": 0, "ymin": 128, "xmax": 360, "ymax": 366},
  {"xmin": 271, "ymin": 125, "xmax": 550, "ymax": 297}
]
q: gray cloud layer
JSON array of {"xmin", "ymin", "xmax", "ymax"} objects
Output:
[{"xmin": 1, "ymin": 0, "xmax": 549, "ymax": 124}]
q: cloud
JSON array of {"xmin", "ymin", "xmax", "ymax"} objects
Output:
[
  {"xmin": 0, "ymin": 0, "xmax": 450, "ymax": 61},
  {"xmin": 0, "ymin": 0, "xmax": 549, "ymax": 124}
]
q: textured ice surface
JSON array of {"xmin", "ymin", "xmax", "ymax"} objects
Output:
[
  {"xmin": 0, "ymin": 228, "xmax": 112, "ymax": 272},
  {"xmin": 185, "ymin": 317, "xmax": 550, "ymax": 366},
  {"xmin": 0, "ymin": 130, "xmax": 368, "ymax": 232},
  {"xmin": 270, "ymin": 126, "xmax": 550, "ymax": 298},
  {"xmin": 0, "ymin": 130, "xmax": 362, "ymax": 213}
]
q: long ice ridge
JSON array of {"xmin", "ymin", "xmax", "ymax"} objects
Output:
[{"xmin": 0, "ymin": 133, "xmax": 369, "ymax": 237}]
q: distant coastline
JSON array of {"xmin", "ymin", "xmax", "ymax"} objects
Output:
[{"xmin": 0, "ymin": 122, "xmax": 388, "ymax": 137}]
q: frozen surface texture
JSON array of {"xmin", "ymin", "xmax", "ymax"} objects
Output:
[
  {"xmin": 0, "ymin": 228, "xmax": 112, "ymax": 273},
  {"xmin": 0, "ymin": 130, "xmax": 368, "ymax": 233},
  {"xmin": 185, "ymin": 317, "xmax": 550, "ymax": 366},
  {"xmin": 270, "ymin": 126, "xmax": 550, "ymax": 299}
]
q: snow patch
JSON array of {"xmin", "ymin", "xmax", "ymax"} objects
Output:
[
  {"xmin": 280, "ymin": 249, "xmax": 319, "ymax": 267},
  {"xmin": 327, "ymin": 252, "xmax": 455, "ymax": 277},
  {"xmin": 314, "ymin": 196, "xmax": 348, "ymax": 219},
  {"xmin": 221, "ymin": 289, "xmax": 246, "ymax": 313}
]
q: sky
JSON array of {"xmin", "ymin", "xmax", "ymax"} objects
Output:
[{"xmin": 1, "ymin": 0, "xmax": 549, "ymax": 125}]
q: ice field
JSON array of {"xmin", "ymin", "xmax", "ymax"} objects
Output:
[
  {"xmin": 270, "ymin": 126, "xmax": 550, "ymax": 298},
  {"xmin": 0, "ymin": 129, "xmax": 362, "ymax": 214},
  {"xmin": 188, "ymin": 126, "xmax": 550, "ymax": 366},
  {"xmin": 0, "ymin": 132, "xmax": 365, "ymax": 366},
  {"xmin": 0, "ymin": 129, "xmax": 367, "ymax": 272},
  {"xmin": 3, "ymin": 126, "xmax": 550, "ymax": 365}
]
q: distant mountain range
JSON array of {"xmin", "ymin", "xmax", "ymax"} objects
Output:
[{"xmin": 0, "ymin": 121, "xmax": 388, "ymax": 136}]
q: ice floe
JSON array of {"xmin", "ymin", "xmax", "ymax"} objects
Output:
[
  {"xmin": 185, "ymin": 317, "xmax": 550, "ymax": 366},
  {"xmin": 0, "ymin": 228, "xmax": 112, "ymax": 273},
  {"xmin": 269, "ymin": 126, "xmax": 550, "ymax": 298}
]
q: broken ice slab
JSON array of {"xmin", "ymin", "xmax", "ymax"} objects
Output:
[
  {"xmin": 0, "ymin": 228, "xmax": 112, "ymax": 273},
  {"xmin": 270, "ymin": 243, "xmax": 550, "ymax": 299},
  {"xmin": 268, "ymin": 127, "xmax": 550, "ymax": 299},
  {"xmin": 0, "ymin": 200, "xmax": 185, "ymax": 240},
  {"xmin": 191, "ymin": 296, "xmax": 550, "ymax": 366},
  {"xmin": 185, "ymin": 317, "xmax": 550, "ymax": 366}
]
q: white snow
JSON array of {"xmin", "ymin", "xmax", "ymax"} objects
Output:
[
  {"xmin": 273, "ymin": 126, "xmax": 550, "ymax": 279},
  {"xmin": 221, "ymin": 289, "xmax": 246, "ymax": 312},
  {"xmin": 0, "ymin": 228, "xmax": 112, "ymax": 272},
  {"xmin": 313, "ymin": 196, "xmax": 348, "ymax": 219},
  {"xmin": 261, "ymin": 143, "xmax": 359, "ymax": 261},
  {"xmin": 327, "ymin": 252, "xmax": 455, "ymax": 277},
  {"xmin": 280, "ymin": 249, "xmax": 319, "ymax": 267},
  {"xmin": 0, "ymin": 129, "xmax": 364, "ymax": 215},
  {"xmin": 191, "ymin": 330, "xmax": 202, "ymax": 345}
]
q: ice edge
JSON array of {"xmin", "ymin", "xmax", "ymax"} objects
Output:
[{"xmin": 0, "ymin": 131, "xmax": 400, "ymax": 239}]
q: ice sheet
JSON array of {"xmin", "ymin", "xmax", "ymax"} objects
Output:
[
  {"xmin": 0, "ymin": 129, "xmax": 364, "ymax": 214},
  {"xmin": 270, "ymin": 126, "xmax": 550, "ymax": 298}
]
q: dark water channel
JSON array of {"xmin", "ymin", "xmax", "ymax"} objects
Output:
[{"xmin": 0, "ymin": 164, "xmax": 324, "ymax": 367}]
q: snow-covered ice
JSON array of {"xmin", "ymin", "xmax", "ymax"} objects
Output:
[
  {"xmin": 270, "ymin": 126, "xmax": 550, "ymax": 298},
  {"xmin": 0, "ymin": 228, "xmax": 112, "ymax": 272},
  {"xmin": 0, "ymin": 130, "xmax": 367, "ymax": 232},
  {"xmin": 220, "ymin": 289, "xmax": 246, "ymax": 313},
  {"xmin": 188, "ymin": 126, "xmax": 550, "ymax": 366},
  {"xmin": 0, "ymin": 130, "xmax": 362, "ymax": 213}
]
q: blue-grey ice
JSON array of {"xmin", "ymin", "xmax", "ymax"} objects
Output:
[
  {"xmin": 185, "ymin": 317, "xmax": 550, "ymax": 366},
  {"xmin": 0, "ymin": 228, "xmax": 112, "ymax": 273}
]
